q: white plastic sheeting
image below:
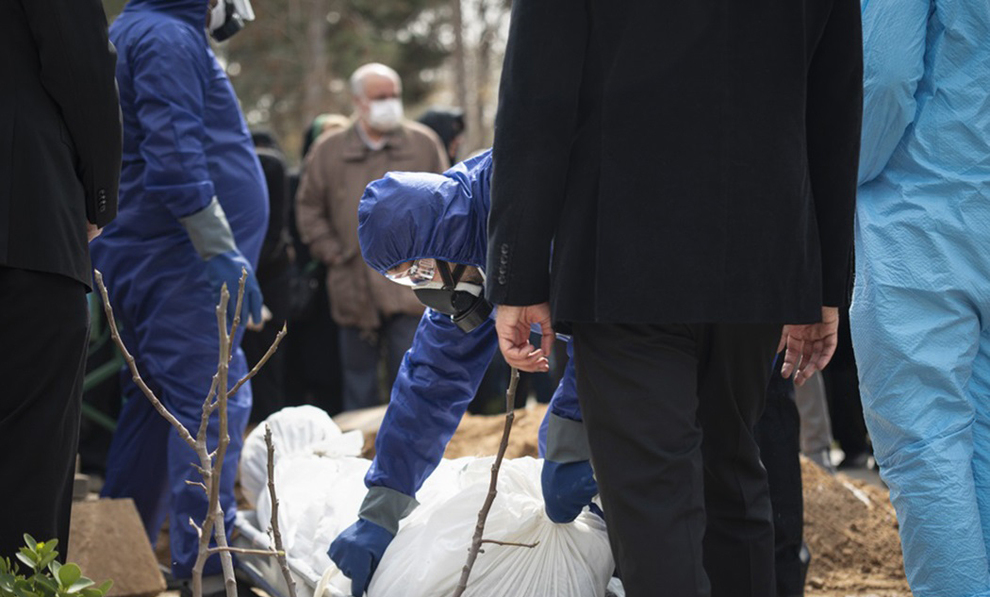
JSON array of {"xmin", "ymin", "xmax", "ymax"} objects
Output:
[
  {"xmin": 240, "ymin": 405, "xmax": 364, "ymax": 506},
  {"xmin": 368, "ymin": 457, "xmax": 613, "ymax": 597},
  {"xmin": 244, "ymin": 408, "xmax": 614, "ymax": 597}
]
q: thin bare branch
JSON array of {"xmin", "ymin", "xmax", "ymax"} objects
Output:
[
  {"xmin": 229, "ymin": 323, "xmax": 288, "ymax": 397},
  {"xmin": 206, "ymin": 547, "xmax": 285, "ymax": 557},
  {"xmin": 480, "ymin": 539, "xmax": 539, "ymax": 549},
  {"xmin": 265, "ymin": 425, "xmax": 297, "ymax": 597},
  {"xmin": 196, "ymin": 375, "xmax": 221, "ymax": 447},
  {"xmin": 226, "ymin": 270, "xmax": 248, "ymax": 359},
  {"xmin": 98, "ymin": 269, "xmax": 288, "ymax": 597},
  {"xmin": 452, "ymin": 367, "xmax": 520, "ymax": 597},
  {"xmin": 185, "ymin": 480, "xmax": 209, "ymax": 493}
]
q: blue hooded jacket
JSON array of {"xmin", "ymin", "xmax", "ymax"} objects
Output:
[{"xmin": 358, "ymin": 151, "xmax": 581, "ymax": 499}]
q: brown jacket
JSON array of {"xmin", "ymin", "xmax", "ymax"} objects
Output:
[{"xmin": 296, "ymin": 120, "xmax": 448, "ymax": 330}]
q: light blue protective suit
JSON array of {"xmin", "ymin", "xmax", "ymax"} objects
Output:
[
  {"xmin": 357, "ymin": 150, "xmax": 583, "ymax": 509},
  {"xmin": 90, "ymin": 0, "xmax": 267, "ymax": 579},
  {"xmin": 850, "ymin": 1, "xmax": 990, "ymax": 595}
]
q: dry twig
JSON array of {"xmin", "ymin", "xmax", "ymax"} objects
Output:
[
  {"xmin": 230, "ymin": 324, "xmax": 288, "ymax": 397},
  {"xmin": 452, "ymin": 368, "xmax": 532, "ymax": 597},
  {"xmin": 206, "ymin": 547, "xmax": 285, "ymax": 557},
  {"xmin": 94, "ymin": 269, "xmax": 289, "ymax": 597},
  {"xmin": 480, "ymin": 539, "xmax": 540, "ymax": 549},
  {"xmin": 265, "ymin": 425, "xmax": 298, "ymax": 597}
]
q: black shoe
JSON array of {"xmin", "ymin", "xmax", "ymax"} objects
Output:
[{"xmin": 837, "ymin": 451, "xmax": 873, "ymax": 470}]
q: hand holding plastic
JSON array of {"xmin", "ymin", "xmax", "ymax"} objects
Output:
[
  {"xmin": 204, "ymin": 250, "xmax": 263, "ymax": 326},
  {"xmin": 328, "ymin": 518, "xmax": 395, "ymax": 597},
  {"xmin": 541, "ymin": 459, "xmax": 598, "ymax": 523}
]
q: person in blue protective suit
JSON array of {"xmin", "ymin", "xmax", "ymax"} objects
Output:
[
  {"xmin": 850, "ymin": 1, "xmax": 990, "ymax": 595},
  {"xmin": 90, "ymin": 0, "xmax": 267, "ymax": 588},
  {"xmin": 326, "ymin": 150, "xmax": 596, "ymax": 597}
]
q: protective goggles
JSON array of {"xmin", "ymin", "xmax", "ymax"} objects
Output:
[{"xmin": 386, "ymin": 258, "xmax": 437, "ymax": 287}]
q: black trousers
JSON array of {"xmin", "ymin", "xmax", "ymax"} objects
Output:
[
  {"xmin": 572, "ymin": 322, "xmax": 780, "ymax": 597},
  {"xmin": 0, "ymin": 267, "xmax": 88, "ymax": 560},
  {"xmin": 756, "ymin": 361, "xmax": 805, "ymax": 597},
  {"xmin": 822, "ymin": 309, "xmax": 868, "ymax": 459}
]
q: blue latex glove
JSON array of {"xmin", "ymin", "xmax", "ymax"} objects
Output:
[
  {"xmin": 328, "ymin": 518, "xmax": 394, "ymax": 597},
  {"xmin": 204, "ymin": 249, "xmax": 263, "ymax": 326},
  {"xmin": 542, "ymin": 459, "xmax": 598, "ymax": 523}
]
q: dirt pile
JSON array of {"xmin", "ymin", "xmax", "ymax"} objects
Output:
[
  {"xmin": 445, "ymin": 403, "xmax": 547, "ymax": 459},
  {"xmin": 802, "ymin": 458, "xmax": 909, "ymax": 594}
]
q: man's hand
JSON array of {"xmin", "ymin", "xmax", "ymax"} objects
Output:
[
  {"xmin": 495, "ymin": 303, "xmax": 554, "ymax": 372},
  {"xmin": 778, "ymin": 306, "xmax": 840, "ymax": 386},
  {"xmin": 87, "ymin": 222, "xmax": 102, "ymax": 242}
]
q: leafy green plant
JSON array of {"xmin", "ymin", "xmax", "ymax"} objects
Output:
[{"xmin": 0, "ymin": 535, "xmax": 112, "ymax": 597}]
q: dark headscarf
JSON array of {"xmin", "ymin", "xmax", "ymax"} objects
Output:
[{"xmin": 417, "ymin": 108, "xmax": 466, "ymax": 161}]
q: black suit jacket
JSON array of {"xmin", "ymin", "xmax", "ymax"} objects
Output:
[
  {"xmin": 487, "ymin": 0, "xmax": 862, "ymax": 325},
  {"xmin": 1, "ymin": 0, "xmax": 121, "ymax": 288}
]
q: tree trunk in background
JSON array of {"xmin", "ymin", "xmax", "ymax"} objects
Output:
[
  {"xmin": 302, "ymin": 0, "xmax": 330, "ymax": 131},
  {"xmin": 451, "ymin": 0, "xmax": 474, "ymax": 150},
  {"xmin": 472, "ymin": 0, "xmax": 500, "ymax": 150}
]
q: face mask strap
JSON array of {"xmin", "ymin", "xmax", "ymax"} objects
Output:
[{"xmin": 437, "ymin": 261, "xmax": 457, "ymax": 288}]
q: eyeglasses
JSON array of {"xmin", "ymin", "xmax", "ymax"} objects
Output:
[{"xmin": 385, "ymin": 258, "xmax": 437, "ymax": 287}]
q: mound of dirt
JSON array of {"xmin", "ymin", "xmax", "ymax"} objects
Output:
[
  {"xmin": 444, "ymin": 403, "xmax": 547, "ymax": 459},
  {"xmin": 802, "ymin": 458, "xmax": 909, "ymax": 594}
]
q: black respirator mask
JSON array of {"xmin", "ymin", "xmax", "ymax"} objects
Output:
[
  {"xmin": 209, "ymin": 0, "xmax": 255, "ymax": 42},
  {"xmin": 413, "ymin": 262, "xmax": 492, "ymax": 333}
]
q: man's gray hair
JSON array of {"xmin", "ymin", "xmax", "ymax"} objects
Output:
[{"xmin": 350, "ymin": 63, "xmax": 402, "ymax": 98}]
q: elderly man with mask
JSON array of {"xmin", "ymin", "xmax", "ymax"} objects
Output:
[
  {"xmin": 297, "ymin": 63, "xmax": 448, "ymax": 412},
  {"xmin": 90, "ymin": 0, "xmax": 266, "ymax": 591},
  {"xmin": 327, "ymin": 150, "xmax": 597, "ymax": 597}
]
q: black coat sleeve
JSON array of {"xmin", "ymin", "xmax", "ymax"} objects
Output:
[
  {"xmin": 20, "ymin": 0, "xmax": 122, "ymax": 228},
  {"xmin": 806, "ymin": 0, "xmax": 863, "ymax": 307},
  {"xmin": 486, "ymin": 0, "xmax": 589, "ymax": 306}
]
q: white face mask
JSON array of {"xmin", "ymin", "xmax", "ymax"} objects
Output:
[
  {"xmin": 367, "ymin": 98, "xmax": 404, "ymax": 132},
  {"xmin": 208, "ymin": 1, "xmax": 227, "ymax": 32},
  {"xmin": 208, "ymin": 0, "xmax": 255, "ymax": 41}
]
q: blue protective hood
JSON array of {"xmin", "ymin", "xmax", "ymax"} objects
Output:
[
  {"xmin": 359, "ymin": 150, "xmax": 492, "ymax": 275},
  {"xmin": 122, "ymin": 0, "xmax": 209, "ymax": 29}
]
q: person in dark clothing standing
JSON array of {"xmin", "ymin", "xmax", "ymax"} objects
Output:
[
  {"xmin": 246, "ymin": 132, "xmax": 292, "ymax": 422},
  {"xmin": 486, "ymin": 1, "xmax": 862, "ymax": 596},
  {"xmin": 417, "ymin": 108, "xmax": 466, "ymax": 165},
  {"xmin": 0, "ymin": 0, "xmax": 121, "ymax": 559},
  {"xmin": 284, "ymin": 114, "xmax": 350, "ymax": 415}
]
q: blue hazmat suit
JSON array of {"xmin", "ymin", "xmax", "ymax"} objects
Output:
[
  {"xmin": 329, "ymin": 151, "xmax": 588, "ymax": 595},
  {"xmin": 357, "ymin": 150, "xmax": 583, "ymax": 498},
  {"xmin": 850, "ymin": 1, "xmax": 990, "ymax": 595},
  {"xmin": 90, "ymin": 0, "xmax": 267, "ymax": 580}
]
